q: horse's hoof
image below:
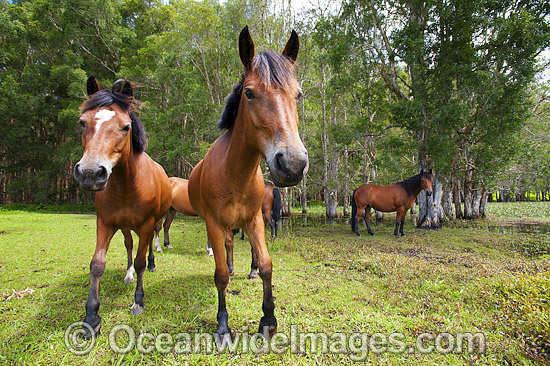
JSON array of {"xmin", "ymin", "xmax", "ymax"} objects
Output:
[
  {"xmin": 355, "ymin": 232, "xmax": 360, "ymax": 237},
  {"xmin": 248, "ymin": 270, "xmax": 259, "ymax": 279},
  {"xmin": 130, "ymin": 303, "xmax": 144, "ymax": 316},
  {"xmin": 400, "ymin": 233, "xmax": 406, "ymax": 237},
  {"xmin": 147, "ymin": 266, "xmax": 156, "ymax": 272},
  {"xmin": 166, "ymin": 244, "xmax": 174, "ymax": 250},
  {"xmin": 215, "ymin": 324, "xmax": 231, "ymax": 337},
  {"xmin": 156, "ymin": 247, "xmax": 162, "ymax": 253},
  {"xmin": 123, "ymin": 277, "xmax": 134, "ymax": 284},
  {"xmin": 206, "ymin": 248, "xmax": 213, "ymax": 257},
  {"xmin": 81, "ymin": 320, "xmax": 101, "ymax": 339},
  {"xmin": 368, "ymin": 232, "xmax": 375, "ymax": 236},
  {"xmin": 259, "ymin": 325, "xmax": 277, "ymax": 338}
]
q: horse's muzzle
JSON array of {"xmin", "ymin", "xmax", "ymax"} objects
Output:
[
  {"xmin": 426, "ymin": 190, "xmax": 433, "ymax": 196},
  {"xmin": 268, "ymin": 148, "xmax": 309, "ymax": 187},
  {"xmin": 74, "ymin": 163, "xmax": 110, "ymax": 191}
]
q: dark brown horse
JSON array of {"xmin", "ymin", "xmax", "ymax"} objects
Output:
[
  {"xmin": 153, "ymin": 177, "xmax": 198, "ymax": 252},
  {"xmin": 188, "ymin": 26, "xmax": 308, "ymax": 338},
  {"xmin": 74, "ymin": 76, "xmax": 172, "ymax": 336},
  {"xmin": 351, "ymin": 170, "xmax": 434, "ymax": 237}
]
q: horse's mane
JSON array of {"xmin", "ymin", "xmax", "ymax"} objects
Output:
[
  {"xmin": 218, "ymin": 51, "xmax": 297, "ymax": 130},
  {"xmin": 396, "ymin": 172, "xmax": 432, "ymax": 197},
  {"xmin": 80, "ymin": 89, "xmax": 147, "ymax": 154}
]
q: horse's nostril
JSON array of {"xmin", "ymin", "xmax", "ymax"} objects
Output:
[
  {"xmin": 275, "ymin": 152, "xmax": 286, "ymax": 172},
  {"xmin": 74, "ymin": 164, "xmax": 82, "ymax": 180},
  {"xmin": 96, "ymin": 166, "xmax": 108, "ymax": 181}
]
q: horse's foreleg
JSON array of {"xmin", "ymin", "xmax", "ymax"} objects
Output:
[
  {"xmin": 395, "ymin": 208, "xmax": 406, "ymax": 237},
  {"xmin": 244, "ymin": 213, "xmax": 277, "ymax": 338},
  {"xmin": 365, "ymin": 206, "xmax": 374, "ymax": 235},
  {"xmin": 399, "ymin": 209, "xmax": 407, "ymax": 236},
  {"xmin": 131, "ymin": 219, "xmax": 156, "ymax": 316},
  {"xmin": 163, "ymin": 207, "xmax": 176, "ymax": 249},
  {"xmin": 84, "ymin": 218, "xmax": 116, "ymax": 337},
  {"xmin": 205, "ymin": 240, "xmax": 213, "ymax": 256},
  {"xmin": 248, "ymin": 246, "xmax": 259, "ymax": 279},
  {"xmin": 226, "ymin": 231, "xmax": 235, "ymax": 276},
  {"xmin": 122, "ymin": 229, "xmax": 135, "ymax": 284},
  {"xmin": 206, "ymin": 219, "xmax": 231, "ymax": 336},
  {"xmin": 148, "ymin": 221, "xmax": 161, "ymax": 272}
]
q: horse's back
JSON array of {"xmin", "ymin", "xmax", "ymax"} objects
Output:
[
  {"xmin": 170, "ymin": 177, "xmax": 196, "ymax": 216},
  {"xmin": 356, "ymin": 184, "xmax": 406, "ymax": 213}
]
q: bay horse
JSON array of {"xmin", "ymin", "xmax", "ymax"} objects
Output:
[
  {"xmin": 73, "ymin": 76, "xmax": 171, "ymax": 336},
  {"xmin": 238, "ymin": 185, "xmax": 282, "ymax": 239},
  {"xmin": 351, "ymin": 170, "xmax": 433, "ymax": 237},
  {"xmin": 153, "ymin": 177, "xmax": 198, "ymax": 252},
  {"xmin": 188, "ymin": 26, "xmax": 308, "ymax": 338}
]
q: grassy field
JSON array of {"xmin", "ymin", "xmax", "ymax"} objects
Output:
[{"xmin": 0, "ymin": 203, "xmax": 549, "ymax": 365}]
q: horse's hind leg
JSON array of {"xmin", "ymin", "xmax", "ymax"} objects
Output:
[
  {"xmin": 131, "ymin": 219, "xmax": 156, "ymax": 316},
  {"xmin": 163, "ymin": 207, "xmax": 176, "ymax": 249},
  {"xmin": 248, "ymin": 246, "xmax": 259, "ymax": 279},
  {"xmin": 83, "ymin": 219, "xmax": 116, "ymax": 337},
  {"xmin": 123, "ymin": 229, "xmax": 135, "ymax": 284},
  {"xmin": 148, "ymin": 220, "xmax": 161, "ymax": 272},
  {"xmin": 154, "ymin": 221, "xmax": 162, "ymax": 252},
  {"xmin": 365, "ymin": 206, "xmax": 375, "ymax": 235},
  {"xmin": 398, "ymin": 208, "xmax": 407, "ymax": 236},
  {"xmin": 244, "ymin": 213, "xmax": 277, "ymax": 337}
]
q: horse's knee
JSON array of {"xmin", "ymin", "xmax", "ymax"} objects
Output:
[
  {"xmin": 258, "ymin": 258, "xmax": 273, "ymax": 280},
  {"xmin": 214, "ymin": 269, "xmax": 230, "ymax": 289},
  {"xmin": 90, "ymin": 260, "xmax": 106, "ymax": 277},
  {"xmin": 134, "ymin": 257, "xmax": 146, "ymax": 273}
]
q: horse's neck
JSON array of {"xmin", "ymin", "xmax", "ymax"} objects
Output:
[
  {"xmin": 225, "ymin": 116, "xmax": 262, "ymax": 183},
  {"xmin": 106, "ymin": 151, "xmax": 139, "ymax": 194}
]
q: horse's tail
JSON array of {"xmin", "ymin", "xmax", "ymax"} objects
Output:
[
  {"xmin": 272, "ymin": 188, "xmax": 281, "ymax": 223},
  {"xmin": 351, "ymin": 188, "xmax": 358, "ymax": 233}
]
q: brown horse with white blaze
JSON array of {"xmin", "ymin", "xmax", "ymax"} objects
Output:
[
  {"xmin": 188, "ymin": 26, "xmax": 308, "ymax": 338},
  {"xmin": 351, "ymin": 170, "xmax": 434, "ymax": 237},
  {"xmin": 74, "ymin": 76, "xmax": 171, "ymax": 336}
]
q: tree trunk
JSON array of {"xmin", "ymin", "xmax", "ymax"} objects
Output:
[
  {"xmin": 300, "ymin": 177, "xmax": 307, "ymax": 214},
  {"xmin": 463, "ymin": 182, "xmax": 473, "ymax": 219},
  {"xmin": 442, "ymin": 187, "xmax": 454, "ymax": 221},
  {"xmin": 472, "ymin": 189, "xmax": 482, "ymax": 219},
  {"xmin": 453, "ymin": 182, "xmax": 463, "ymax": 219},
  {"xmin": 281, "ymin": 187, "xmax": 292, "ymax": 217},
  {"xmin": 417, "ymin": 171, "xmax": 441, "ymax": 228},
  {"xmin": 479, "ymin": 189, "xmax": 489, "ymax": 218},
  {"xmin": 325, "ymin": 189, "xmax": 338, "ymax": 218}
]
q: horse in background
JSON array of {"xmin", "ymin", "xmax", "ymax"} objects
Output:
[
  {"xmin": 73, "ymin": 76, "xmax": 171, "ymax": 337},
  {"xmin": 351, "ymin": 170, "xmax": 434, "ymax": 237},
  {"xmin": 188, "ymin": 26, "xmax": 308, "ymax": 338},
  {"xmin": 238, "ymin": 185, "xmax": 282, "ymax": 240},
  {"xmin": 153, "ymin": 177, "xmax": 198, "ymax": 252}
]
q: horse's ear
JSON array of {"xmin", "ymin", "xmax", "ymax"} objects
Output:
[
  {"xmin": 86, "ymin": 76, "xmax": 101, "ymax": 96},
  {"xmin": 239, "ymin": 25, "xmax": 255, "ymax": 71},
  {"xmin": 112, "ymin": 79, "xmax": 133, "ymax": 97},
  {"xmin": 428, "ymin": 169, "xmax": 433, "ymax": 175},
  {"xmin": 282, "ymin": 30, "xmax": 299, "ymax": 63},
  {"xmin": 420, "ymin": 169, "xmax": 424, "ymax": 175}
]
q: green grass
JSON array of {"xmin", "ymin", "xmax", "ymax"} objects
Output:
[
  {"xmin": 486, "ymin": 201, "xmax": 550, "ymax": 220},
  {"xmin": 0, "ymin": 206, "xmax": 549, "ymax": 365}
]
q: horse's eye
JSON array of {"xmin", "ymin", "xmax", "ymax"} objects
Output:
[
  {"xmin": 122, "ymin": 125, "xmax": 131, "ymax": 132},
  {"xmin": 79, "ymin": 120, "xmax": 86, "ymax": 128},
  {"xmin": 296, "ymin": 92, "xmax": 303, "ymax": 100},
  {"xmin": 244, "ymin": 89, "xmax": 255, "ymax": 100}
]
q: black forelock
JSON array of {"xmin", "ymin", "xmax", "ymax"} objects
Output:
[{"xmin": 80, "ymin": 89, "xmax": 147, "ymax": 154}]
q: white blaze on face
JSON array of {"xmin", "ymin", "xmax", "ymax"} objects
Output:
[{"xmin": 94, "ymin": 109, "xmax": 116, "ymax": 133}]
